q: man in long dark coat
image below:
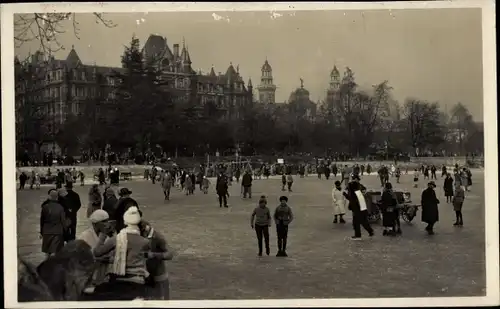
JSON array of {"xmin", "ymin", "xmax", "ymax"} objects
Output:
[
  {"xmin": 62, "ymin": 182, "xmax": 82, "ymax": 241},
  {"xmin": 421, "ymin": 181, "xmax": 440, "ymax": 235},
  {"xmin": 40, "ymin": 189, "xmax": 67, "ymax": 257},
  {"xmin": 216, "ymin": 173, "xmax": 229, "ymax": 208}
]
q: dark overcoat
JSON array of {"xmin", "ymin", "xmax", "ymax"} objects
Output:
[{"xmin": 421, "ymin": 188, "xmax": 440, "ymax": 224}]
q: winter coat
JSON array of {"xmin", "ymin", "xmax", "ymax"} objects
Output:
[
  {"xmin": 444, "ymin": 177, "xmax": 454, "ymax": 197},
  {"xmin": 421, "ymin": 188, "xmax": 440, "ymax": 224},
  {"xmin": 452, "ymin": 187, "xmax": 465, "ymax": 211},
  {"xmin": 331, "ymin": 188, "xmax": 346, "ymax": 215}
]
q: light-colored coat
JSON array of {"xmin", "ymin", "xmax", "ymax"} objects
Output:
[{"xmin": 332, "ymin": 188, "xmax": 347, "ymax": 215}]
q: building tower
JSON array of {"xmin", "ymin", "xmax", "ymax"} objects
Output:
[
  {"xmin": 247, "ymin": 78, "xmax": 254, "ymax": 102},
  {"xmin": 326, "ymin": 65, "xmax": 340, "ymax": 103},
  {"xmin": 257, "ymin": 59, "xmax": 276, "ymax": 104}
]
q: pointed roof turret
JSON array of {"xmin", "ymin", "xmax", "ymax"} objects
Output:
[
  {"xmin": 261, "ymin": 59, "xmax": 272, "ymax": 72},
  {"xmin": 66, "ymin": 45, "xmax": 81, "ymax": 68},
  {"xmin": 330, "ymin": 65, "xmax": 339, "ymax": 76},
  {"xmin": 248, "ymin": 78, "xmax": 253, "ymax": 87},
  {"xmin": 226, "ymin": 62, "xmax": 237, "ymax": 80},
  {"xmin": 209, "ymin": 65, "xmax": 216, "ymax": 77}
]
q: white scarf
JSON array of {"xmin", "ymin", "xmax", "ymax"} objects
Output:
[
  {"xmin": 112, "ymin": 226, "xmax": 140, "ymax": 276},
  {"xmin": 355, "ymin": 190, "xmax": 367, "ymax": 211}
]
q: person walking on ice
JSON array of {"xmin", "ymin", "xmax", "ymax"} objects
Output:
[
  {"xmin": 250, "ymin": 196, "xmax": 272, "ymax": 257},
  {"xmin": 273, "ymin": 196, "xmax": 294, "ymax": 257}
]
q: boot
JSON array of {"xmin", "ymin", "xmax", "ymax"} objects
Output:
[
  {"xmin": 339, "ymin": 216, "xmax": 346, "ymax": 223},
  {"xmin": 333, "ymin": 216, "xmax": 338, "ymax": 224}
]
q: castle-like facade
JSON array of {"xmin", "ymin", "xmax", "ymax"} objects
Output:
[{"xmin": 14, "ymin": 34, "xmax": 254, "ymax": 131}]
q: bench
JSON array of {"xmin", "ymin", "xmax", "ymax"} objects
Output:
[{"xmin": 120, "ymin": 172, "xmax": 132, "ymax": 181}]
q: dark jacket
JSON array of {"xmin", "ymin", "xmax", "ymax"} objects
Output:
[
  {"xmin": 114, "ymin": 197, "xmax": 139, "ymax": 232},
  {"xmin": 421, "ymin": 188, "xmax": 440, "ymax": 224},
  {"xmin": 381, "ymin": 190, "xmax": 397, "ymax": 227},
  {"xmin": 273, "ymin": 204, "xmax": 294, "ymax": 226},
  {"xmin": 241, "ymin": 173, "xmax": 253, "ymax": 187},
  {"xmin": 444, "ymin": 177, "xmax": 454, "ymax": 197},
  {"xmin": 346, "ymin": 181, "xmax": 367, "ymax": 213},
  {"xmin": 64, "ymin": 190, "xmax": 82, "ymax": 219},
  {"xmin": 102, "ymin": 194, "xmax": 119, "ymax": 219},
  {"xmin": 40, "ymin": 200, "xmax": 66, "ymax": 235},
  {"xmin": 216, "ymin": 175, "xmax": 228, "ymax": 194}
]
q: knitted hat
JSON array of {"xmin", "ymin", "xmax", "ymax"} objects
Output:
[{"xmin": 123, "ymin": 206, "xmax": 141, "ymax": 226}]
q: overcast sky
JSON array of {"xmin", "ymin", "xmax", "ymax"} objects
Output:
[{"xmin": 15, "ymin": 9, "xmax": 484, "ymax": 119}]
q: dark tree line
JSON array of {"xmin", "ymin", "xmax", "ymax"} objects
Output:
[{"xmin": 16, "ymin": 36, "xmax": 484, "ymax": 159}]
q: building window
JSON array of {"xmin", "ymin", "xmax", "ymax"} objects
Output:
[{"xmin": 81, "ymin": 71, "xmax": 85, "ymax": 80}]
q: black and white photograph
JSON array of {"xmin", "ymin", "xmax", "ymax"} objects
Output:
[{"xmin": 2, "ymin": 1, "xmax": 498, "ymax": 307}]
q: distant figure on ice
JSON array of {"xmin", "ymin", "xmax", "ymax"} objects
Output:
[
  {"xmin": 345, "ymin": 175, "xmax": 374, "ymax": 240},
  {"xmin": 331, "ymin": 181, "xmax": 346, "ymax": 224},
  {"xmin": 241, "ymin": 170, "xmax": 253, "ymax": 199},
  {"xmin": 421, "ymin": 181, "xmax": 440, "ymax": 235},
  {"xmin": 216, "ymin": 172, "xmax": 229, "ymax": 208}
]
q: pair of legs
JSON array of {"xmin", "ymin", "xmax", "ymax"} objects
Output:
[
  {"xmin": 242, "ymin": 186, "xmax": 252, "ymax": 198},
  {"xmin": 287, "ymin": 182, "xmax": 293, "ymax": 192},
  {"xmin": 163, "ymin": 188, "xmax": 170, "ymax": 200},
  {"xmin": 333, "ymin": 214, "xmax": 346, "ymax": 223},
  {"xmin": 352, "ymin": 211, "xmax": 374, "ymax": 238},
  {"xmin": 425, "ymin": 222, "xmax": 436, "ymax": 234},
  {"xmin": 454, "ymin": 208, "xmax": 464, "ymax": 226},
  {"xmin": 255, "ymin": 225, "xmax": 270, "ymax": 256},
  {"xmin": 276, "ymin": 224, "xmax": 289, "ymax": 256},
  {"xmin": 218, "ymin": 193, "xmax": 228, "ymax": 207}
]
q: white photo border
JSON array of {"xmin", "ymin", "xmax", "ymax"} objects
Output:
[{"xmin": 2, "ymin": 1, "xmax": 498, "ymax": 308}]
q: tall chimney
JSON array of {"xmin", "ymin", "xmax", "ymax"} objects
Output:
[{"xmin": 173, "ymin": 44, "xmax": 179, "ymax": 59}]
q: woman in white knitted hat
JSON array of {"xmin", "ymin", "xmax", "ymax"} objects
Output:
[{"xmin": 92, "ymin": 206, "xmax": 150, "ymax": 300}]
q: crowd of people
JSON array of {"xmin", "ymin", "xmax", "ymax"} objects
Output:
[
  {"xmin": 23, "ymin": 157, "xmax": 476, "ymax": 301},
  {"xmin": 37, "ymin": 172, "xmax": 174, "ymax": 300}
]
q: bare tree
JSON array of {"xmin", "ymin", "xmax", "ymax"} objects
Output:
[
  {"xmin": 14, "ymin": 13, "xmax": 116, "ymax": 54},
  {"xmin": 449, "ymin": 102, "xmax": 475, "ymax": 155},
  {"xmin": 402, "ymin": 99, "xmax": 445, "ymax": 156}
]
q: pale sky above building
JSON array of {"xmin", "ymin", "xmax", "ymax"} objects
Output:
[{"xmin": 14, "ymin": 9, "xmax": 484, "ymax": 119}]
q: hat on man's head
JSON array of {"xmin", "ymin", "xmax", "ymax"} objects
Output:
[
  {"xmin": 89, "ymin": 209, "xmax": 109, "ymax": 223},
  {"xmin": 119, "ymin": 188, "xmax": 132, "ymax": 196},
  {"xmin": 428, "ymin": 181, "xmax": 436, "ymax": 188},
  {"xmin": 279, "ymin": 196, "xmax": 288, "ymax": 202}
]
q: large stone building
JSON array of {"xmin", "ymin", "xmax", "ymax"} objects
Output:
[
  {"xmin": 14, "ymin": 34, "xmax": 254, "ymax": 134},
  {"xmin": 142, "ymin": 35, "xmax": 253, "ymax": 117}
]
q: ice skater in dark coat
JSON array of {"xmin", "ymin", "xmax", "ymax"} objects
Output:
[{"xmin": 421, "ymin": 181, "xmax": 440, "ymax": 235}]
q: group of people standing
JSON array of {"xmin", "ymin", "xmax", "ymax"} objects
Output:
[{"xmin": 39, "ymin": 181, "xmax": 174, "ymax": 300}]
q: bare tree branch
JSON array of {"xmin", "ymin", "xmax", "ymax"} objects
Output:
[{"xmin": 14, "ymin": 13, "xmax": 116, "ymax": 55}]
